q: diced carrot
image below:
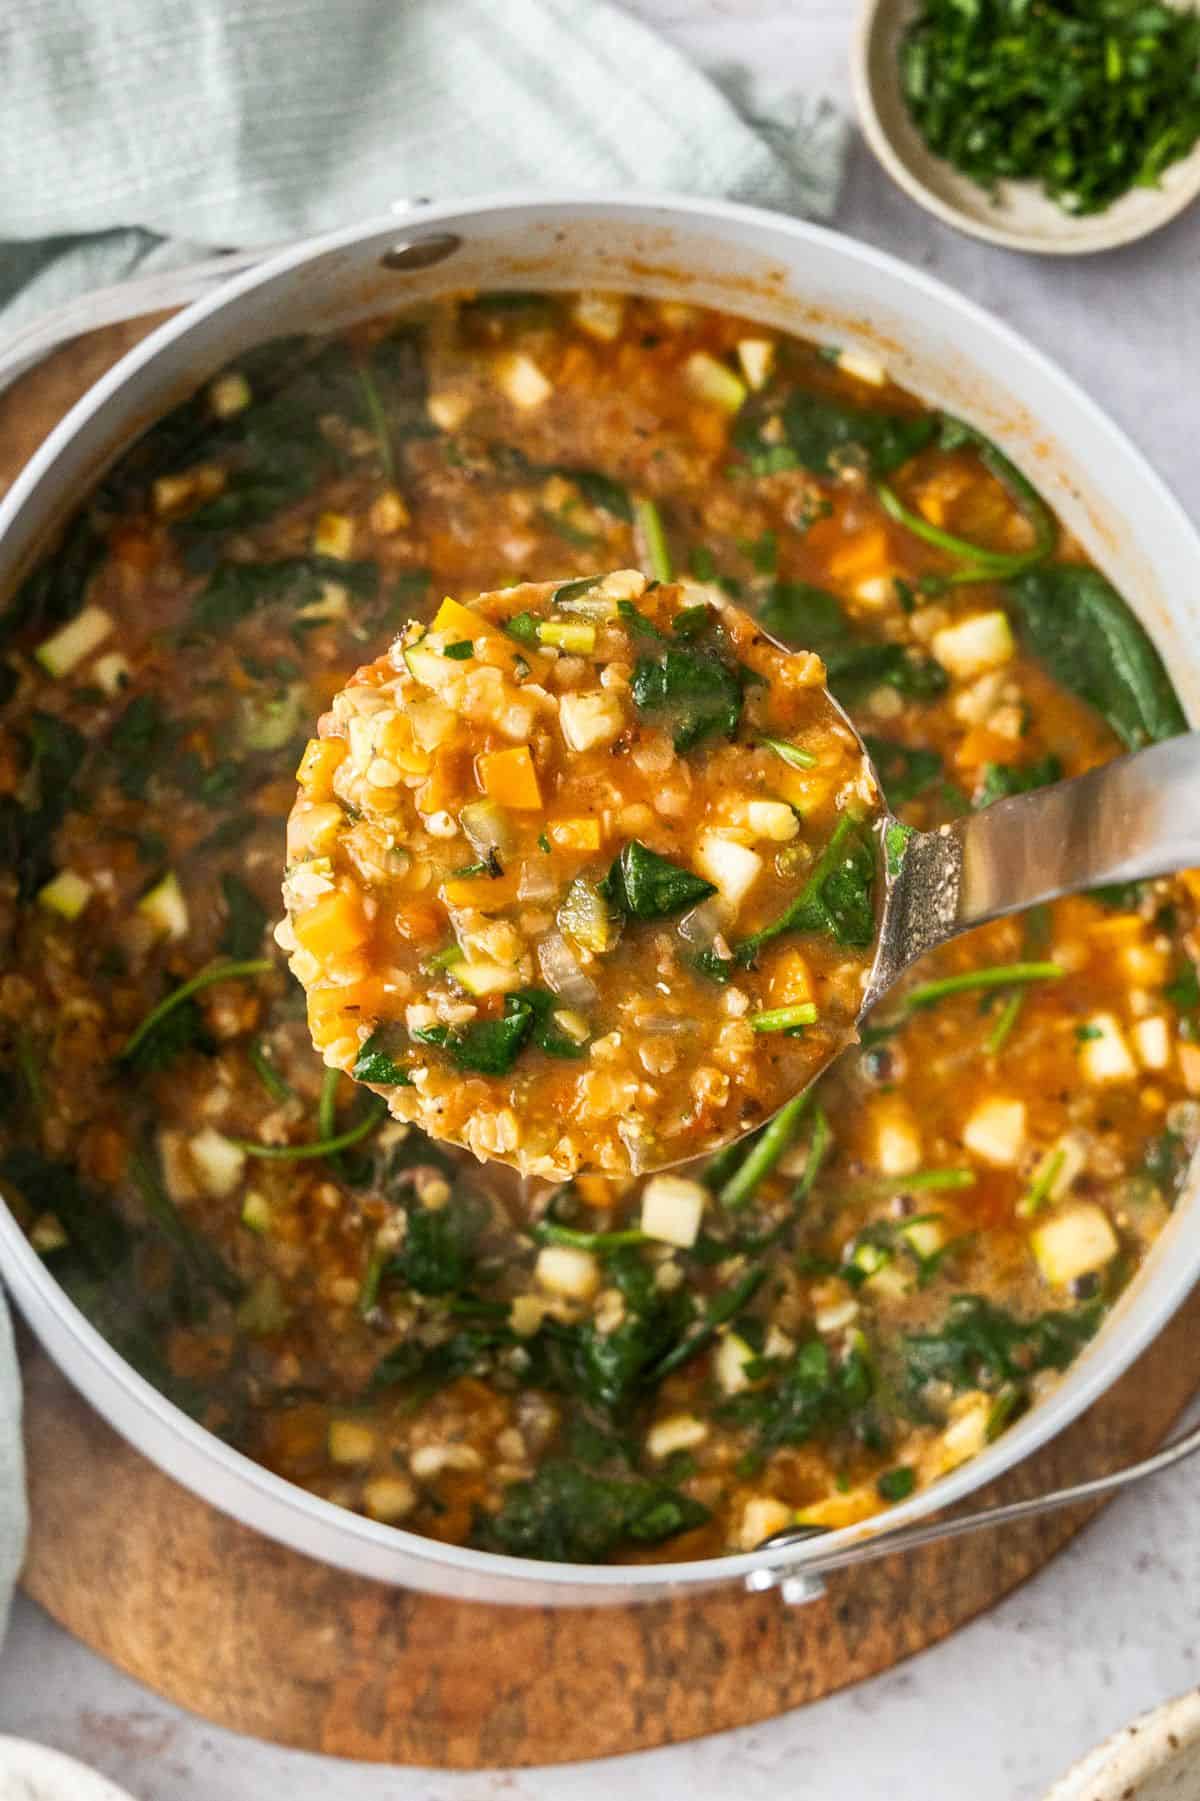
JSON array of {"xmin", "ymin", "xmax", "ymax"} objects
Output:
[
  {"xmin": 395, "ymin": 900, "xmax": 446, "ymax": 944},
  {"xmin": 432, "ymin": 595, "xmax": 490, "ymax": 640},
  {"xmin": 828, "ymin": 528, "xmax": 890, "ymax": 587},
  {"xmin": 574, "ymin": 1174, "xmax": 623, "ymax": 1211},
  {"xmin": 1087, "ymin": 913, "xmax": 1144, "ymax": 943},
  {"xmin": 441, "ymin": 871, "xmax": 522, "ymax": 911},
  {"xmin": 419, "ymin": 746, "xmax": 471, "ymax": 814},
  {"xmin": 306, "ymin": 975, "xmax": 387, "ymax": 1028},
  {"xmin": 292, "ymin": 886, "xmax": 369, "ymax": 959},
  {"xmin": 953, "ymin": 726, "xmax": 1019, "ymax": 773},
  {"xmin": 479, "ymin": 745, "xmax": 542, "ymax": 810},
  {"xmin": 768, "ymin": 948, "xmax": 814, "ymax": 1007},
  {"xmin": 257, "ymin": 778, "xmax": 304, "ymax": 819},
  {"xmin": 109, "ymin": 525, "xmax": 161, "ymax": 570},
  {"xmin": 296, "ymin": 736, "xmax": 348, "ymax": 800},
  {"xmin": 1179, "ymin": 869, "xmax": 1200, "ymax": 905},
  {"xmin": 549, "ymin": 818, "xmax": 601, "ymax": 852}
]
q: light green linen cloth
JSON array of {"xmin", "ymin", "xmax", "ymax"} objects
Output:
[
  {"xmin": 0, "ymin": 0, "xmax": 846, "ymax": 1642},
  {"xmin": 0, "ymin": 0, "xmax": 846, "ymax": 331}
]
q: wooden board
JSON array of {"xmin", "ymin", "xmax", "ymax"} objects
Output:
[
  {"xmin": 7, "ymin": 317, "xmax": 1200, "ymax": 1768},
  {"xmin": 19, "ymin": 1293, "xmax": 1200, "ymax": 1768}
]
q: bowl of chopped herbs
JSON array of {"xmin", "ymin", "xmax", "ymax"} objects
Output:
[{"xmin": 853, "ymin": 0, "xmax": 1200, "ymax": 253}]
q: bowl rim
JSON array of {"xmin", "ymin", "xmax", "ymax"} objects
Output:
[
  {"xmin": 850, "ymin": 0, "xmax": 1200, "ymax": 256},
  {"xmin": 2, "ymin": 188, "xmax": 1200, "ymax": 1598}
]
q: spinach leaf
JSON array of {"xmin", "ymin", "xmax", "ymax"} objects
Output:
[
  {"xmin": 475, "ymin": 1460, "xmax": 708, "ymax": 1563},
  {"xmin": 758, "ymin": 580, "xmax": 849, "ymax": 661},
  {"xmin": 561, "ymin": 467, "xmax": 633, "ymax": 521},
  {"xmin": 367, "ymin": 1325, "xmax": 508, "ymax": 1399},
  {"xmin": 219, "ymin": 874, "xmax": 268, "ymax": 959},
  {"xmin": 901, "ymin": 1294, "xmax": 1103, "ymax": 1411},
  {"xmin": 522, "ymin": 989, "xmax": 589, "ymax": 1060},
  {"xmin": 1, "ymin": 1150, "xmax": 130, "ymax": 1280},
  {"xmin": 106, "ymin": 694, "xmax": 177, "ymax": 800},
  {"xmin": 1009, "ymin": 565, "xmax": 1186, "ymax": 752},
  {"xmin": 722, "ymin": 1336, "xmax": 874, "ymax": 1450},
  {"xmin": 758, "ymin": 581, "xmax": 947, "ymax": 708},
  {"xmin": 0, "ymin": 713, "xmax": 87, "ymax": 900},
  {"xmin": 734, "ymin": 389, "xmax": 936, "ymax": 479},
  {"xmin": 732, "ymin": 811, "xmax": 877, "ymax": 966},
  {"xmin": 190, "ymin": 554, "xmax": 377, "ymax": 634},
  {"xmin": 0, "ymin": 512, "xmax": 105, "ymax": 649},
  {"xmin": 412, "ymin": 992, "xmax": 536, "ymax": 1075},
  {"xmin": 864, "ymin": 736, "xmax": 943, "ymax": 810},
  {"xmin": 598, "ymin": 841, "xmax": 716, "ymax": 920},
  {"xmin": 388, "ymin": 1194, "xmax": 484, "ymax": 1297},
  {"xmin": 352, "ymin": 1026, "xmax": 413, "ymax": 1085},
  {"xmin": 124, "ymin": 996, "xmax": 210, "ymax": 1075},
  {"xmin": 1166, "ymin": 959, "xmax": 1200, "ymax": 1015},
  {"xmin": 973, "ymin": 753, "xmax": 1063, "ymax": 810},
  {"xmin": 630, "ymin": 644, "xmax": 743, "ymax": 753}
]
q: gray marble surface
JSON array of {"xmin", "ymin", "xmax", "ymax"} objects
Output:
[{"xmin": 2, "ymin": 4, "xmax": 1199, "ymax": 1796}]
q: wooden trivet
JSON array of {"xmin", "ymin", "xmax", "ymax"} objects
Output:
[{"xmin": 8, "ymin": 318, "xmax": 1200, "ymax": 1770}]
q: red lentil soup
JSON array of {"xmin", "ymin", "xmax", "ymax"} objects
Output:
[
  {"xmin": 0, "ymin": 289, "xmax": 1195, "ymax": 1564},
  {"xmin": 282, "ymin": 572, "xmax": 879, "ymax": 1180}
]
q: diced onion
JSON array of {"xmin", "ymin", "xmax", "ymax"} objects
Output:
[
  {"xmin": 460, "ymin": 799, "xmax": 515, "ymax": 860},
  {"xmin": 518, "ymin": 857, "xmax": 559, "ymax": 902},
  {"xmin": 676, "ymin": 895, "xmax": 732, "ymax": 949},
  {"xmin": 537, "ymin": 931, "xmax": 599, "ymax": 1006}
]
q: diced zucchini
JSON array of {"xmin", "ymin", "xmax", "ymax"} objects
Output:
[
  {"xmin": 238, "ymin": 683, "xmax": 307, "ymax": 752},
  {"xmin": 37, "ymin": 869, "xmax": 93, "ymax": 921},
  {"xmin": 453, "ymin": 959, "xmax": 523, "ymax": 997},
  {"xmin": 241, "ymin": 1192, "xmax": 273, "ymax": 1234},
  {"xmin": 311, "ymin": 512, "xmax": 354, "ymax": 560},
  {"xmin": 495, "ymin": 351, "xmax": 552, "ymax": 410},
  {"xmin": 737, "ymin": 1496, "xmax": 793, "ymax": 1551},
  {"xmin": 1031, "ymin": 1203, "xmax": 1118, "ymax": 1286},
  {"xmin": 684, "ymin": 351, "xmax": 747, "ymax": 413},
  {"xmin": 30, "ymin": 1212, "xmax": 69, "ymax": 1253},
  {"xmin": 209, "ymin": 371, "xmax": 252, "ymax": 418},
  {"xmin": 1078, "ymin": 1012, "xmax": 1137, "ymax": 1084},
  {"xmin": 93, "ymin": 651, "xmax": 131, "ymax": 696},
  {"xmin": 328, "ymin": 1419, "xmax": 376, "ymax": 1465},
  {"xmin": 535, "ymin": 1244, "xmax": 600, "ymax": 1300},
  {"xmin": 427, "ymin": 389, "xmax": 472, "ymax": 432},
  {"xmin": 744, "ymin": 800, "xmax": 800, "ymax": 842},
  {"xmin": 936, "ymin": 1395, "xmax": 990, "ymax": 1471},
  {"xmin": 694, "ymin": 832, "xmax": 763, "ymax": 911},
  {"xmin": 558, "ymin": 690, "xmax": 624, "ymax": 752},
  {"xmin": 35, "ymin": 605, "xmax": 113, "ymax": 677},
  {"xmin": 189, "ymin": 1127, "xmax": 246, "ymax": 1198},
  {"xmin": 403, "ymin": 643, "xmax": 456, "ymax": 692},
  {"xmin": 1132, "ymin": 1015, "xmax": 1171, "ymax": 1071},
  {"xmin": 898, "ymin": 1216, "xmax": 946, "ymax": 1260},
  {"xmin": 363, "ymin": 1475, "xmax": 417, "ymax": 1522},
  {"xmin": 558, "ymin": 877, "xmax": 619, "ymax": 953},
  {"xmin": 138, "ymin": 871, "xmax": 189, "ymax": 940},
  {"xmin": 537, "ymin": 620, "xmax": 596, "ymax": 653},
  {"xmin": 552, "ymin": 1008, "xmax": 591, "ymax": 1045},
  {"xmin": 715, "ymin": 1330, "xmax": 757, "ymax": 1395},
  {"xmin": 640, "ymin": 1174, "xmax": 706, "ymax": 1248},
  {"xmin": 298, "ymin": 580, "xmax": 349, "ymax": 622},
  {"xmin": 645, "ymin": 1414, "xmax": 708, "ymax": 1459},
  {"xmin": 571, "ymin": 292, "xmax": 625, "ymax": 342},
  {"xmin": 736, "ymin": 338, "xmax": 775, "ymax": 391},
  {"xmin": 556, "ymin": 593, "xmax": 620, "ymax": 621},
  {"xmin": 838, "ymin": 348, "xmax": 888, "ymax": 387},
  {"xmin": 931, "ymin": 611, "xmax": 1016, "ymax": 681},
  {"xmin": 872, "ymin": 1106, "xmax": 922, "ymax": 1176},
  {"xmin": 962, "ymin": 1096, "xmax": 1027, "ymax": 1168}
]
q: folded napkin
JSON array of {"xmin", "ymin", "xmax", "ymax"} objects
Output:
[{"xmin": 0, "ymin": 0, "xmax": 847, "ymax": 1641}]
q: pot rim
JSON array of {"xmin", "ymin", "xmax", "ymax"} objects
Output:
[{"xmin": 2, "ymin": 188, "xmax": 1198, "ymax": 1598}]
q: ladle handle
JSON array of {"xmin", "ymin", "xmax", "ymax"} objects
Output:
[{"xmin": 870, "ymin": 732, "xmax": 1200, "ymax": 998}]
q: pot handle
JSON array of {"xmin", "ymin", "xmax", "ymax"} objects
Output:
[{"xmin": 0, "ymin": 248, "xmax": 277, "ymax": 396}]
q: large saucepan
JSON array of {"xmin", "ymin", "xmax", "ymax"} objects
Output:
[{"xmin": 0, "ymin": 194, "xmax": 1197, "ymax": 1608}]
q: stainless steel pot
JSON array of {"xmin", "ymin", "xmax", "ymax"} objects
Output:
[{"xmin": 1, "ymin": 193, "xmax": 1197, "ymax": 1608}]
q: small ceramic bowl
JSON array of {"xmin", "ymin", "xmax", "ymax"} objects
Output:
[
  {"xmin": 1043, "ymin": 1689, "xmax": 1200, "ymax": 1800},
  {"xmin": 852, "ymin": 0, "xmax": 1200, "ymax": 255},
  {"xmin": 0, "ymin": 1735, "xmax": 139, "ymax": 1801}
]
